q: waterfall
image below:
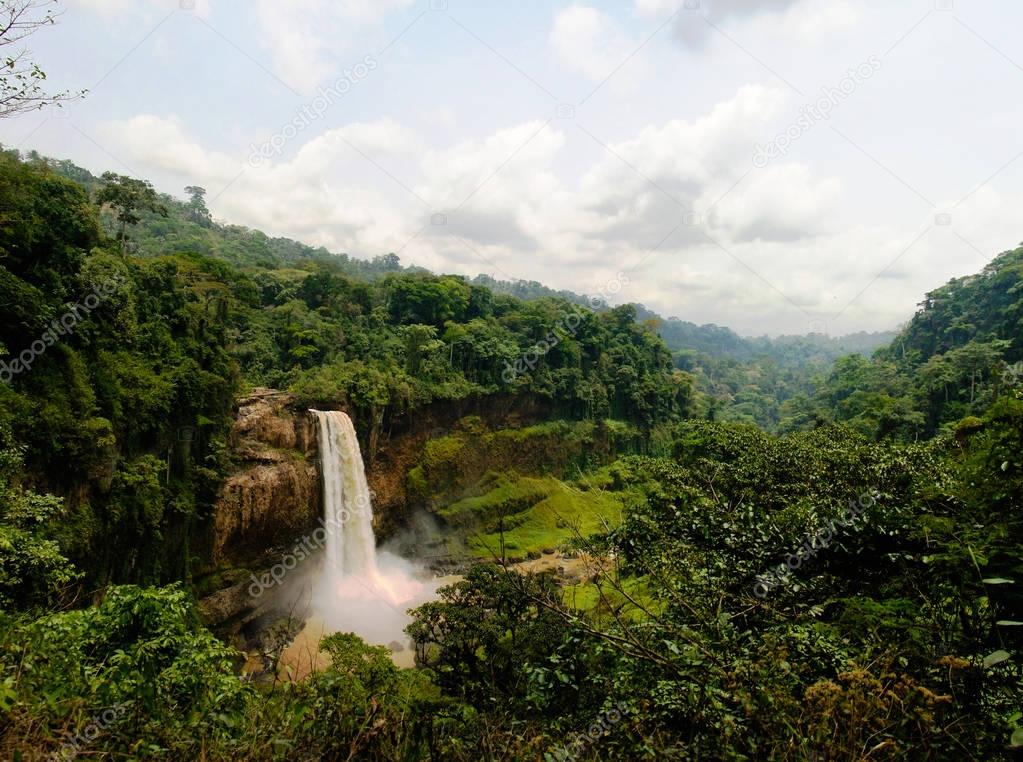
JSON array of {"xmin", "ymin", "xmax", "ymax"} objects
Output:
[
  {"xmin": 311, "ymin": 410, "xmax": 378, "ymax": 579},
  {"xmin": 283, "ymin": 409, "xmax": 445, "ymax": 668}
]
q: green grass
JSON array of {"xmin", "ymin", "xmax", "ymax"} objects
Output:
[
  {"xmin": 436, "ymin": 474, "xmax": 555, "ymax": 526},
  {"xmin": 408, "ymin": 418, "xmax": 645, "ymax": 508},
  {"xmin": 455, "ymin": 477, "xmax": 624, "ymax": 559},
  {"xmin": 561, "ymin": 575, "xmax": 662, "ymax": 616},
  {"xmin": 419, "ymin": 420, "xmax": 646, "ymax": 561}
]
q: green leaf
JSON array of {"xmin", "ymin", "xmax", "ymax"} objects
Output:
[
  {"xmin": 996, "ymin": 620, "xmax": 1023, "ymax": 626},
  {"xmin": 983, "ymin": 650, "xmax": 1011, "ymax": 668},
  {"xmin": 1011, "ymin": 728, "xmax": 1023, "ymax": 748},
  {"xmin": 981, "ymin": 578, "xmax": 1015, "ymax": 584}
]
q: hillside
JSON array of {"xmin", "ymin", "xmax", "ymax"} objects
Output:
[
  {"xmin": 22, "ymin": 151, "xmax": 896, "ymax": 437},
  {"xmin": 799, "ymin": 245, "xmax": 1023, "ymax": 439},
  {"xmin": 885, "ymin": 245, "xmax": 1023, "ymax": 365},
  {"xmin": 29, "ymin": 148, "xmax": 893, "ymax": 378},
  {"xmin": 6, "ymin": 0, "xmax": 1023, "ymax": 756},
  {"xmin": 0, "ymin": 149, "xmax": 691, "ymax": 585}
]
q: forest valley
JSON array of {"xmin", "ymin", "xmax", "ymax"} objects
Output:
[{"xmin": 0, "ymin": 148, "xmax": 1022, "ymax": 760}]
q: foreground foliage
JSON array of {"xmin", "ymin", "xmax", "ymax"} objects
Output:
[{"xmin": 0, "ymin": 410, "xmax": 1020, "ymax": 759}]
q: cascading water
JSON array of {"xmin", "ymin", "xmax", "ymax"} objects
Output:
[
  {"xmin": 290, "ymin": 409, "xmax": 444, "ymax": 668},
  {"xmin": 312, "ymin": 410, "xmax": 378, "ymax": 580}
]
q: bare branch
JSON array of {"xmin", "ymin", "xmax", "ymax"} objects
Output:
[{"xmin": 0, "ymin": 1, "xmax": 83, "ymax": 119}]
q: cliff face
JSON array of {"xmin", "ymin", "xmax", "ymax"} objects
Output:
[
  {"xmin": 363, "ymin": 394, "xmax": 554, "ymax": 537},
  {"xmin": 204, "ymin": 390, "xmax": 555, "ymax": 570},
  {"xmin": 197, "ymin": 389, "xmax": 552, "ymax": 630},
  {"xmin": 204, "ymin": 390, "xmax": 320, "ymax": 571}
]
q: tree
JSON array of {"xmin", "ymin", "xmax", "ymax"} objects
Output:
[
  {"xmin": 0, "ymin": 149, "xmax": 99, "ymax": 346},
  {"xmin": 401, "ymin": 323, "xmax": 441, "ymax": 375},
  {"xmin": 374, "ymin": 252, "xmax": 401, "ymax": 271},
  {"xmin": 184, "ymin": 185, "xmax": 212, "ymax": 227},
  {"xmin": 946, "ymin": 339, "xmax": 1010, "ymax": 405},
  {"xmin": 0, "ymin": 438, "xmax": 80, "ymax": 606},
  {"xmin": 0, "ymin": 1, "xmax": 82, "ymax": 118},
  {"xmin": 95, "ymin": 172, "xmax": 167, "ymax": 252}
]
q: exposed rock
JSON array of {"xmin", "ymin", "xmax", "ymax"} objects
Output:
[
  {"xmin": 200, "ymin": 390, "xmax": 321, "ymax": 573},
  {"xmin": 212, "ymin": 461, "xmax": 320, "ymax": 567},
  {"xmin": 198, "ymin": 389, "xmax": 555, "ymax": 630},
  {"xmin": 364, "ymin": 394, "xmax": 554, "ymax": 538},
  {"xmin": 233, "ymin": 388, "xmax": 316, "ymax": 454},
  {"xmin": 198, "ymin": 578, "xmax": 260, "ymax": 629}
]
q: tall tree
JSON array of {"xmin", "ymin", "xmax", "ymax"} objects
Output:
[
  {"xmin": 95, "ymin": 172, "xmax": 167, "ymax": 252},
  {"xmin": 184, "ymin": 185, "xmax": 212, "ymax": 227}
]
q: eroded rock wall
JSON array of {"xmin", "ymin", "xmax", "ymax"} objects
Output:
[
  {"xmin": 197, "ymin": 389, "xmax": 552, "ymax": 631},
  {"xmin": 206, "ymin": 389, "xmax": 320, "ymax": 570}
]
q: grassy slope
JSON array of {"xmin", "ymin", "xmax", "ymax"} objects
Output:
[
  {"xmin": 407, "ymin": 418, "xmax": 645, "ymax": 561},
  {"xmin": 439, "ymin": 475, "xmax": 624, "ymax": 559}
]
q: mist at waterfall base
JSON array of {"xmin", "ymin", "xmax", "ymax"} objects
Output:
[
  {"xmin": 311, "ymin": 548, "xmax": 436, "ymax": 645},
  {"xmin": 275, "ymin": 410, "xmax": 442, "ymax": 660}
]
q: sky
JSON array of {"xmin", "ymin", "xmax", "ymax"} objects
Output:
[{"xmin": 3, "ymin": 0, "xmax": 1023, "ymax": 337}]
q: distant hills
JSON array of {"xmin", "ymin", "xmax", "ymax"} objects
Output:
[{"xmin": 16, "ymin": 147, "xmax": 897, "ymax": 361}]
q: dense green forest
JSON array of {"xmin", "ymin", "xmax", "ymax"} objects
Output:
[{"xmin": 1, "ymin": 144, "xmax": 1022, "ymax": 761}]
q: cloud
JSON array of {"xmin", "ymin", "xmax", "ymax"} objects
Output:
[
  {"xmin": 254, "ymin": 0, "xmax": 413, "ymax": 93},
  {"xmin": 778, "ymin": 0, "xmax": 861, "ymax": 42},
  {"xmin": 99, "ymin": 114, "xmax": 414, "ymax": 257},
  {"xmin": 709, "ymin": 164, "xmax": 841, "ymax": 241},
  {"xmin": 97, "ymin": 78, "xmax": 1016, "ymax": 336},
  {"xmin": 420, "ymin": 121, "xmax": 564, "ymax": 211},
  {"xmin": 637, "ymin": 0, "xmax": 800, "ymax": 21},
  {"xmin": 574, "ymin": 84, "xmax": 794, "ymax": 245},
  {"xmin": 99, "ymin": 114, "xmax": 237, "ymax": 180},
  {"xmin": 294, "ymin": 119, "xmax": 422, "ymax": 162},
  {"xmin": 98, "ymin": 86, "xmax": 832, "ymax": 308},
  {"xmin": 254, "ymin": 0, "xmax": 331, "ymax": 93}
]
